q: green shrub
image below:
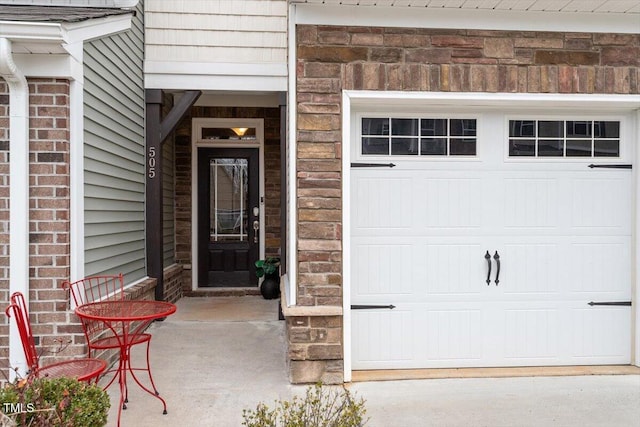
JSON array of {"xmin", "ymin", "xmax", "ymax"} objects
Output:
[
  {"xmin": 242, "ymin": 383, "xmax": 368, "ymax": 427},
  {"xmin": 0, "ymin": 376, "xmax": 110, "ymax": 427}
]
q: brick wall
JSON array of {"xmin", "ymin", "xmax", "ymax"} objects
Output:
[
  {"xmin": 174, "ymin": 106, "xmax": 282, "ymax": 290},
  {"xmin": 289, "ymin": 25, "xmax": 640, "ymax": 383},
  {"xmin": 27, "ymin": 79, "xmax": 77, "ymax": 369},
  {"xmin": 0, "ymin": 79, "xmax": 85, "ymax": 378},
  {"xmin": 163, "ymin": 263, "xmax": 183, "ymax": 303}
]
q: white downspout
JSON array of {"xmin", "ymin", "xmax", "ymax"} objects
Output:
[{"xmin": 0, "ymin": 37, "xmax": 29, "ymax": 379}]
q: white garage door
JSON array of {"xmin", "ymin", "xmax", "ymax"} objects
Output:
[{"xmin": 350, "ymin": 113, "xmax": 633, "ymax": 370}]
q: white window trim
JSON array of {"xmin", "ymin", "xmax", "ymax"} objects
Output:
[
  {"xmin": 342, "ymin": 90, "xmax": 640, "ymax": 381},
  {"xmin": 504, "ymin": 114, "xmax": 631, "ymax": 163},
  {"xmin": 354, "ymin": 113, "xmax": 481, "ymax": 162}
]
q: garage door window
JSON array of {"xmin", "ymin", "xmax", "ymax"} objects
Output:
[
  {"xmin": 509, "ymin": 120, "xmax": 620, "ymax": 158},
  {"xmin": 362, "ymin": 118, "xmax": 476, "ymax": 156}
]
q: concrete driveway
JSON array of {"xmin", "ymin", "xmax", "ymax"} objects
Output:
[{"xmin": 105, "ymin": 297, "xmax": 640, "ymax": 427}]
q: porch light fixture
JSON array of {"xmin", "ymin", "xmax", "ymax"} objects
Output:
[{"xmin": 231, "ymin": 127, "xmax": 249, "ymax": 137}]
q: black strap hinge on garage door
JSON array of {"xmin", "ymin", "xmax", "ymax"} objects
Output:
[
  {"xmin": 588, "ymin": 301, "xmax": 632, "ymax": 306},
  {"xmin": 588, "ymin": 164, "xmax": 632, "ymax": 169},
  {"xmin": 351, "ymin": 304, "xmax": 396, "ymax": 310},
  {"xmin": 351, "ymin": 162, "xmax": 396, "ymax": 168}
]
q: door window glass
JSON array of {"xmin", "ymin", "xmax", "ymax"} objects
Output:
[{"xmin": 210, "ymin": 159, "xmax": 248, "ymax": 242}]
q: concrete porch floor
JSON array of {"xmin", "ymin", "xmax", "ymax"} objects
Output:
[{"xmin": 104, "ymin": 296, "xmax": 640, "ymax": 427}]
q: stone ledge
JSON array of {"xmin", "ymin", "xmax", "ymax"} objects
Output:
[{"xmin": 280, "ymin": 280, "xmax": 343, "ymax": 317}]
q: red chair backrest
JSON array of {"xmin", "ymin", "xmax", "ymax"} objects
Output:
[
  {"xmin": 5, "ymin": 292, "xmax": 40, "ymax": 374},
  {"xmin": 62, "ymin": 274, "xmax": 125, "ymax": 347},
  {"xmin": 62, "ymin": 274, "xmax": 125, "ymax": 306}
]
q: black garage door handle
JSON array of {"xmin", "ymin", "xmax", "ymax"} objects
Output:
[
  {"xmin": 351, "ymin": 304, "xmax": 396, "ymax": 310},
  {"xmin": 588, "ymin": 301, "xmax": 632, "ymax": 306},
  {"xmin": 493, "ymin": 251, "xmax": 501, "ymax": 285},
  {"xmin": 485, "ymin": 251, "xmax": 492, "ymax": 285}
]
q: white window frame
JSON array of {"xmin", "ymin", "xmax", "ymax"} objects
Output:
[
  {"xmin": 353, "ymin": 112, "xmax": 482, "ymax": 164},
  {"xmin": 358, "ymin": 115, "xmax": 479, "ymax": 158},
  {"xmin": 504, "ymin": 114, "xmax": 631, "ymax": 163}
]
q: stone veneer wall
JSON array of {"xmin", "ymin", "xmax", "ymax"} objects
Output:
[
  {"xmin": 288, "ymin": 25, "xmax": 640, "ymax": 383},
  {"xmin": 174, "ymin": 106, "xmax": 281, "ymax": 291}
]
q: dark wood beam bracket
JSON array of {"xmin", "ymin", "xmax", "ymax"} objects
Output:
[{"xmin": 145, "ymin": 89, "xmax": 201, "ymax": 300}]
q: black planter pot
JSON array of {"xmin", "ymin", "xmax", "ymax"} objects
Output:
[{"xmin": 260, "ymin": 275, "xmax": 280, "ymax": 300}]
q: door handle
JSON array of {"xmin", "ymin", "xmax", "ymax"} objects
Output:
[
  {"xmin": 252, "ymin": 220, "xmax": 259, "ymax": 243},
  {"xmin": 484, "ymin": 251, "xmax": 492, "ymax": 285},
  {"xmin": 493, "ymin": 251, "xmax": 501, "ymax": 285}
]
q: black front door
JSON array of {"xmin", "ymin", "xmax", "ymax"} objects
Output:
[{"xmin": 198, "ymin": 148, "xmax": 260, "ymax": 287}]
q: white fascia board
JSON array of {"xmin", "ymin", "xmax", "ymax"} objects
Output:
[
  {"xmin": 2, "ymin": 15, "xmax": 132, "ymax": 81},
  {"xmin": 113, "ymin": 0, "xmax": 139, "ymax": 7},
  {"xmin": 12, "ymin": 53, "xmax": 82, "ymax": 80},
  {"xmin": 145, "ymin": 61, "xmax": 288, "ymax": 78},
  {"xmin": 345, "ymin": 91, "xmax": 640, "ymax": 111},
  {"xmin": 294, "ymin": 4, "xmax": 640, "ymax": 34},
  {"xmin": 1, "ymin": 14, "xmax": 133, "ymax": 44},
  {"xmin": 145, "ymin": 73, "xmax": 287, "ymax": 92},
  {"xmin": 19, "ymin": 0, "xmax": 138, "ymax": 6},
  {"xmin": 0, "ymin": 21, "xmax": 64, "ymax": 42}
]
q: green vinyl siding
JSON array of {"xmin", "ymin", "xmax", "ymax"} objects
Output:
[{"xmin": 83, "ymin": 1, "xmax": 145, "ymax": 280}]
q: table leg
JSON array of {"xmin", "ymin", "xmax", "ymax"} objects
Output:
[
  {"xmin": 116, "ymin": 344, "xmax": 128, "ymax": 427},
  {"xmin": 125, "ymin": 341, "xmax": 168, "ymax": 414}
]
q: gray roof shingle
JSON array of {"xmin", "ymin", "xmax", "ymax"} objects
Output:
[{"xmin": 0, "ymin": 5, "xmax": 133, "ymax": 23}]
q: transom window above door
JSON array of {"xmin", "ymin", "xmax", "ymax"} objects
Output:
[
  {"xmin": 200, "ymin": 126, "xmax": 257, "ymax": 141},
  {"xmin": 361, "ymin": 117, "xmax": 477, "ymax": 156},
  {"xmin": 509, "ymin": 119, "xmax": 620, "ymax": 158}
]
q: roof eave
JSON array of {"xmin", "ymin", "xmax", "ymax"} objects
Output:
[
  {"xmin": 0, "ymin": 11, "xmax": 133, "ymax": 45},
  {"xmin": 293, "ymin": 4, "xmax": 640, "ymax": 34},
  {"xmin": 0, "ymin": 12, "xmax": 133, "ymax": 79},
  {"xmin": 62, "ymin": 12, "xmax": 133, "ymax": 44}
]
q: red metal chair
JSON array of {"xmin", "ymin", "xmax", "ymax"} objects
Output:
[
  {"xmin": 5, "ymin": 292, "xmax": 106, "ymax": 383},
  {"xmin": 62, "ymin": 274, "xmax": 160, "ymax": 396}
]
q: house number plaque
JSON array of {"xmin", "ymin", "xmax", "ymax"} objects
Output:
[{"xmin": 147, "ymin": 146, "xmax": 157, "ymax": 179}]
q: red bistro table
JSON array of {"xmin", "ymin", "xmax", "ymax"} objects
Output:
[{"xmin": 75, "ymin": 300, "xmax": 177, "ymax": 426}]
